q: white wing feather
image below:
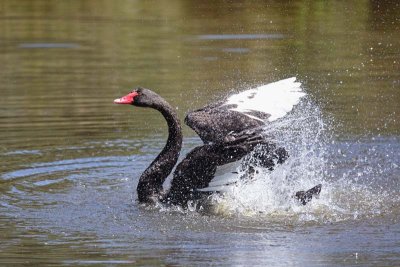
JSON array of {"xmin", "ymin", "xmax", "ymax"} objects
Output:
[
  {"xmin": 197, "ymin": 161, "xmax": 241, "ymax": 192},
  {"xmin": 224, "ymin": 77, "xmax": 305, "ymax": 122}
]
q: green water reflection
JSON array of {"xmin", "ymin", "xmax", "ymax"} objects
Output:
[
  {"xmin": 1, "ymin": 1, "xmax": 399, "ymax": 152},
  {"xmin": 0, "ymin": 0, "xmax": 399, "ymax": 265}
]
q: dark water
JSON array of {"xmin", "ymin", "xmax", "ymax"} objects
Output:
[{"xmin": 1, "ymin": 1, "xmax": 399, "ymax": 266}]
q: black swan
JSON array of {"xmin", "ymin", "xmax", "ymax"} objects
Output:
[{"xmin": 114, "ymin": 78, "xmax": 321, "ymax": 207}]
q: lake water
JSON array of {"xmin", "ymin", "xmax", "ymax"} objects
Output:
[{"xmin": 1, "ymin": 1, "xmax": 399, "ymax": 266}]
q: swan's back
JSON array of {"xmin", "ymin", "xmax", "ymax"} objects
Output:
[{"xmin": 185, "ymin": 77, "xmax": 305, "ymax": 143}]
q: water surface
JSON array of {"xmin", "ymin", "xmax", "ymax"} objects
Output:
[{"xmin": 1, "ymin": 1, "xmax": 399, "ymax": 266}]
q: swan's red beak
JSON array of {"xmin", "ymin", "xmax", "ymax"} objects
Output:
[{"xmin": 114, "ymin": 92, "xmax": 138, "ymax": 104}]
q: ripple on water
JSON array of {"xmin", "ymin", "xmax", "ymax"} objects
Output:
[
  {"xmin": 196, "ymin": 34, "xmax": 285, "ymax": 40},
  {"xmin": 18, "ymin": 43, "xmax": 80, "ymax": 49},
  {"xmin": 1, "ymin": 156, "xmax": 132, "ymax": 181},
  {"xmin": 3, "ymin": 150, "xmax": 42, "ymax": 156}
]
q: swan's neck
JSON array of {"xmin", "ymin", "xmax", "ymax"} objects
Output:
[{"xmin": 137, "ymin": 99, "xmax": 182, "ymax": 203}]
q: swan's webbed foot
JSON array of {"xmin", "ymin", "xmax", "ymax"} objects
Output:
[{"xmin": 295, "ymin": 184, "xmax": 322, "ymax": 205}]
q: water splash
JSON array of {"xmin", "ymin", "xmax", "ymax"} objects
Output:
[{"xmin": 206, "ymin": 97, "xmax": 399, "ymax": 223}]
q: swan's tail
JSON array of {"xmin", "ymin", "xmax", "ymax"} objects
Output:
[{"xmin": 224, "ymin": 77, "xmax": 306, "ymax": 122}]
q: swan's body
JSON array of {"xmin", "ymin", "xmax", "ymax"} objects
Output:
[{"xmin": 114, "ymin": 77, "xmax": 321, "ymax": 207}]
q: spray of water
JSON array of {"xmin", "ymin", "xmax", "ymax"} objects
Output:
[{"xmin": 204, "ymin": 97, "xmax": 398, "ymax": 223}]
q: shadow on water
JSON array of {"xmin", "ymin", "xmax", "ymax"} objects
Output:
[{"xmin": 0, "ymin": 0, "xmax": 399, "ymax": 265}]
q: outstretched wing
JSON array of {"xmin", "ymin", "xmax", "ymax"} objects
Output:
[
  {"xmin": 224, "ymin": 77, "xmax": 305, "ymax": 122},
  {"xmin": 185, "ymin": 77, "xmax": 306, "ymax": 143}
]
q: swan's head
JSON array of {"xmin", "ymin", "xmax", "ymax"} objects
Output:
[{"xmin": 114, "ymin": 88, "xmax": 161, "ymax": 107}]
